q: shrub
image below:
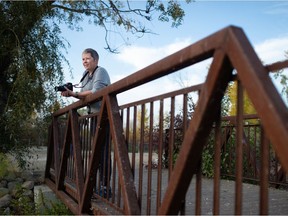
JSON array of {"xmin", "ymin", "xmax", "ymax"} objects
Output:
[{"xmin": 0, "ymin": 153, "xmax": 9, "ymax": 179}]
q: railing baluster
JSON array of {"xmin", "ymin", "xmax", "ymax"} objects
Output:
[
  {"xmin": 235, "ymin": 80, "xmax": 244, "ymax": 214},
  {"xmin": 157, "ymin": 99, "xmax": 164, "ymax": 212},
  {"xmin": 146, "ymin": 101, "xmax": 154, "ymax": 215},
  {"xmin": 195, "ymin": 159, "xmax": 202, "ymax": 215},
  {"xmin": 138, "ymin": 104, "xmax": 145, "ymax": 210},
  {"xmin": 132, "ymin": 106, "xmax": 137, "ymax": 177},
  {"xmin": 260, "ymin": 126, "xmax": 269, "ymax": 214},
  {"xmin": 213, "ymin": 106, "xmax": 221, "ymax": 215}
]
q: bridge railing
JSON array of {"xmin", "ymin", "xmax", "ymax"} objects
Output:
[{"xmin": 45, "ymin": 25, "xmax": 288, "ymax": 215}]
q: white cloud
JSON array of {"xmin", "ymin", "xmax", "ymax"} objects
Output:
[
  {"xmin": 116, "ymin": 38, "xmax": 192, "ymax": 71},
  {"xmin": 264, "ymin": 2, "xmax": 288, "ymax": 15},
  {"xmin": 255, "ymin": 36, "xmax": 288, "ymax": 64},
  {"xmin": 254, "ymin": 35, "xmax": 288, "ymax": 103}
]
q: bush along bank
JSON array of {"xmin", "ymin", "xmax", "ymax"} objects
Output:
[
  {"xmin": 0, "ymin": 171, "xmax": 36, "ymax": 214},
  {"xmin": 0, "ymin": 171, "xmax": 71, "ymax": 215}
]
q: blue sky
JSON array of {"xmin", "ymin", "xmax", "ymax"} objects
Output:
[{"xmin": 60, "ymin": 1, "xmax": 288, "ymax": 106}]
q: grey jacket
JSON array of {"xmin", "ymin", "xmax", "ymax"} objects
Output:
[{"xmin": 80, "ymin": 66, "xmax": 111, "ymax": 113}]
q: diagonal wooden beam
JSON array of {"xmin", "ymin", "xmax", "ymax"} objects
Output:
[
  {"xmin": 106, "ymin": 95, "xmax": 141, "ymax": 215},
  {"xmin": 80, "ymin": 99, "xmax": 108, "ymax": 213},
  {"xmin": 225, "ymin": 27, "xmax": 288, "ymax": 173},
  {"xmin": 158, "ymin": 49, "xmax": 234, "ymax": 214},
  {"xmin": 70, "ymin": 109, "xmax": 84, "ymax": 205},
  {"xmin": 57, "ymin": 112, "xmax": 72, "ymax": 191}
]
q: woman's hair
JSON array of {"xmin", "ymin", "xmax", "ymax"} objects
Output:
[{"xmin": 83, "ymin": 48, "xmax": 99, "ymax": 60}]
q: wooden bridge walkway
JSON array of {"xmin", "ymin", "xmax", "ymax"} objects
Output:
[{"xmin": 42, "ymin": 168, "xmax": 288, "ymax": 215}]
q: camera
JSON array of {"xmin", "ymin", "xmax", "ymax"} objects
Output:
[{"xmin": 54, "ymin": 82, "xmax": 73, "ymax": 92}]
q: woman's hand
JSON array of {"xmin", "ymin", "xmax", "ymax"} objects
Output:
[{"xmin": 61, "ymin": 87, "xmax": 74, "ymax": 97}]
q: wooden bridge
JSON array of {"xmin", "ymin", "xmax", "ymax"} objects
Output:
[{"xmin": 45, "ymin": 26, "xmax": 288, "ymax": 215}]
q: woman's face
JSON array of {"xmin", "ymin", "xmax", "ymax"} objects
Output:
[{"xmin": 82, "ymin": 52, "xmax": 98, "ymax": 72}]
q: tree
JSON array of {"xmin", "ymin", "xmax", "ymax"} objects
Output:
[
  {"xmin": 227, "ymin": 81, "xmax": 257, "ymax": 116},
  {"xmin": 0, "ymin": 0, "xmax": 191, "ymax": 166},
  {"xmin": 273, "ymin": 50, "xmax": 288, "ymax": 104}
]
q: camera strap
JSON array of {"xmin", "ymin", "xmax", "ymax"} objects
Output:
[
  {"xmin": 74, "ymin": 66, "xmax": 98, "ymax": 88},
  {"xmin": 79, "ymin": 71, "xmax": 89, "ymax": 83}
]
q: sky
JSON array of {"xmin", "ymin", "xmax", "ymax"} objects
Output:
[{"xmin": 59, "ymin": 1, "xmax": 288, "ymax": 106}]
